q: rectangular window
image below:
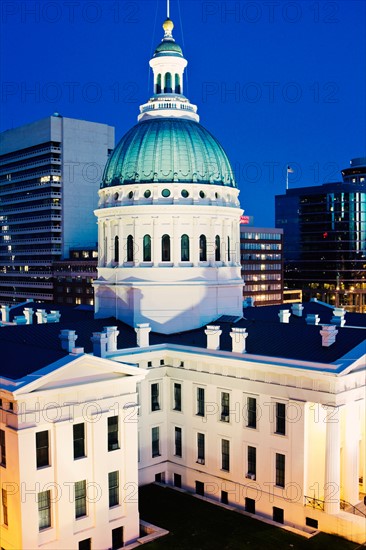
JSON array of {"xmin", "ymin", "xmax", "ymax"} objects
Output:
[
  {"xmin": 247, "ymin": 397, "xmax": 257, "ymax": 429},
  {"xmin": 174, "ymin": 473, "xmax": 182, "ymax": 488},
  {"xmin": 0, "ymin": 430, "xmax": 6, "ymax": 467},
  {"xmin": 197, "ymin": 387, "xmax": 205, "ymax": 416},
  {"xmin": 2, "ymin": 489, "xmax": 8, "ymax": 527},
  {"xmin": 152, "ymin": 427, "xmax": 160, "ymax": 457},
  {"xmin": 221, "ymin": 392, "xmax": 230, "ymax": 422},
  {"xmin": 112, "ymin": 526, "xmax": 124, "ymax": 550},
  {"xmin": 275, "ymin": 402, "xmax": 286, "ymax": 435},
  {"xmin": 221, "ymin": 490, "xmax": 228, "ymax": 504},
  {"xmin": 221, "ymin": 439, "xmax": 230, "ymax": 471},
  {"xmin": 36, "ymin": 431, "xmax": 49, "ymax": 468},
  {"xmin": 197, "ymin": 433, "xmax": 205, "ymax": 464},
  {"xmin": 247, "ymin": 446, "xmax": 256, "ymax": 479},
  {"xmin": 108, "ymin": 416, "xmax": 119, "ymax": 451},
  {"xmin": 38, "ymin": 490, "xmax": 51, "ymax": 530},
  {"xmin": 75, "ymin": 480, "xmax": 87, "ymax": 518},
  {"xmin": 275, "ymin": 453, "xmax": 285, "ymax": 488},
  {"xmin": 175, "ymin": 427, "xmax": 182, "ymax": 457},
  {"xmin": 78, "ymin": 538, "xmax": 91, "ymax": 550},
  {"xmin": 108, "ymin": 471, "xmax": 119, "ymax": 507},
  {"xmin": 195, "ymin": 481, "xmax": 204, "ymax": 496},
  {"xmin": 73, "ymin": 423, "xmax": 85, "ymax": 459},
  {"xmin": 245, "ymin": 497, "xmax": 256, "ymax": 514},
  {"xmin": 273, "ymin": 506, "xmax": 284, "ymax": 524},
  {"xmin": 151, "ymin": 383, "xmax": 160, "ymax": 411},
  {"xmin": 173, "ymin": 383, "xmax": 182, "ymax": 411}
]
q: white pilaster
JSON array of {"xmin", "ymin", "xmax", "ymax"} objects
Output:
[
  {"xmin": 324, "ymin": 405, "xmax": 341, "ymax": 514},
  {"xmin": 343, "ymin": 401, "xmax": 360, "ymax": 504}
]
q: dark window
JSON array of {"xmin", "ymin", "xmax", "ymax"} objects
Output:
[
  {"xmin": 276, "ymin": 402, "xmax": 286, "ymax": 435},
  {"xmin": 247, "ymin": 397, "xmax": 257, "ymax": 429},
  {"xmin": 273, "ymin": 506, "xmax": 284, "ymax": 524},
  {"xmin": 195, "ymin": 481, "xmax": 204, "ymax": 496},
  {"xmin": 215, "ymin": 235, "xmax": 221, "ymax": 261},
  {"xmin": 227, "ymin": 236, "xmax": 231, "ymax": 261},
  {"xmin": 247, "ymin": 446, "xmax": 256, "ymax": 478},
  {"xmin": 197, "ymin": 433, "xmax": 205, "ymax": 463},
  {"xmin": 152, "ymin": 427, "xmax": 160, "ymax": 457},
  {"xmin": 162, "ymin": 234, "xmax": 171, "ymax": 261},
  {"xmin": 175, "ymin": 427, "xmax": 182, "ymax": 457},
  {"xmin": 73, "ymin": 423, "xmax": 85, "ymax": 459},
  {"xmin": 173, "ymin": 383, "xmax": 181, "ymax": 411},
  {"xmin": 164, "ymin": 72, "xmax": 172, "ymax": 93},
  {"xmin": 0, "ymin": 430, "xmax": 6, "ymax": 467},
  {"xmin": 109, "ymin": 471, "xmax": 119, "ymax": 507},
  {"xmin": 38, "ymin": 490, "xmax": 51, "ymax": 530},
  {"xmin": 306, "ymin": 517, "xmax": 318, "ymax": 528},
  {"xmin": 245, "ymin": 497, "xmax": 256, "ymax": 514},
  {"xmin": 75, "ymin": 480, "xmax": 87, "ymax": 518},
  {"xmin": 143, "ymin": 234, "xmax": 151, "ymax": 261},
  {"xmin": 197, "ymin": 388, "xmax": 205, "ymax": 416},
  {"xmin": 221, "ymin": 490, "xmax": 228, "ymax": 504},
  {"xmin": 174, "ymin": 473, "xmax": 182, "ymax": 488},
  {"xmin": 114, "ymin": 235, "xmax": 119, "ymax": 263},
  {"xmin": 151, "ymin": 383, "xmax": 160, "ymax": 411},
  {"xmin": 36, "ymin": 431, "xmax": 49, "ymax": 468},
  {"xmin": 79, "ymin": 539, "xmax": 91, "ymax": 550},
  {"xmin": 108, "ymin": 416, "xmax": 119, "ymax": 451},
  {"xmin": 275, "ymin": 453, "xmax": 285, "ymax": 488},
  {"xmin": 221, "ymin": 439, "xmax": 230, "ymax": 471},
  {"xmin": 175, "ymin": 73, "xmax": 181, "ymax": 94},
  {"xmin": 2, "ymin": 489, "xmax": 8, "ymax": 527},
  {"xmin": 181, "ymin": 234, "xmax": 190, "ymax": 261},
  {"xmin": 112, "ymin": 526, "xmax": 124, "ymax": 550},
  {"xmin": 221, "ymin": 392, "xmax": 229, "ymax": 421},
  {"xmin": 199, "ymin": 235, "xmax": 207, "ymax": 261},
  {"xmin": 156, "ymin": 73, "xmax": 162, "ymax": 94},
  {"xmin": 127, "ymin": 235, "xmax": 134, "ymax": 262}
]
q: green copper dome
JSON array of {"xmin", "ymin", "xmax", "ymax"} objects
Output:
[
  {"xmin": 154, "ymin": 39, "xmax": 183, "ymax": 57},
  {"xmin": 102, "ymin": 118, "xmax": 237, "ymax": 188}
]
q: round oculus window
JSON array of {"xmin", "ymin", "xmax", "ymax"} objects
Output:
[
  {"xmin": 199, "ymin": 191, "xmax": 205, "ymax": 199},
  {"xmin": 162, "ymin": 189, "xmax": 171, "ymax": 197},
  {"xmin": 181, "ymin": 189, "xmax": 189, "ymax": 198},
  {"xmin": 144, "ymin": 190, "xmax": 151, "ymax": 198},
  {"xmin": 128, "ymin": 191, "xmax": 134, "ymax": 199}
]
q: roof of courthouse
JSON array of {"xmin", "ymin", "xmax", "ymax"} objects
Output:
[{"xmin": 0, "ymin": 301, "xmax": 365, "ymax": 382}]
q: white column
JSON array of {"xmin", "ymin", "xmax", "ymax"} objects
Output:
[
  {"xmin": 324, "ymin": 405, "xmax": 341, "ymax": 514},
  {"xmin": 152, "ymin": 216, "xmax": 159, "ymax": 266},
  {"xmin": 343, "ymin": 400, "xmax": 360, "ymax": 504},
  {"xmin": 106, "ymin": 219, "xmax": 112, "ymax": 266},
  {"xmin": 192, "ymin": 216, "xmax": 199, "ymax": 266},
  {"xmin": 173, "ymin": 216, "xmax": 179, "ymax": 265},
  {"xmin": 118, "ymin": 218, "xmax": 123, "ymax": 265}
]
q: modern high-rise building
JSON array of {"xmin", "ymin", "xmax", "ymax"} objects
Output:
[
  {"xmin": 240, "ymin": 224, "xmax": 284, "ymax": 306},
  {"xmin": 275, "ymin": 158, "xmax": 366, "ymax": 312},
  {"xmin": 0, "ymin": 115, "xmax": 114, "ymax": 305}
]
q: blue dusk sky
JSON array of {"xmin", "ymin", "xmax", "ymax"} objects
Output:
[{"xmin": 1, "ymin": 0, "xmax": 365, "ymax": 225}]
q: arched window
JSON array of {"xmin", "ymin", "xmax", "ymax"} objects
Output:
[
  {"xmin": 114, "ymin": 235, "xmax": 119, "ymax": 263},
  {"xmin": 227, "ymin": 236, "xmax": 230, "ymax": 262},
  {"xmin": 181, "ymin": 234, "xmax": 190, "ymax": 261},
  {"xmin": 164, "ymin": 72, "xmax": 172, "ymax": 93},
  {"xmin": 127, "ymin": 235, "xmax": 134, "ymax": 262},
  {"xmin": 215, "ymin": 235, "xmax": 221, "ymax": 261},
  {"xmin": 143, "ymin": 234, "xmax": 151, "ymax": 262},
  {"xmin": 175, "ymin": 74, "xmax": 181, "ymax": 94},
  {"xmin": 162, "ymin": 234, "xmax": 171, "ymax": 262},
  {"xmin": 156, "ymin": 74, "xmax": 162, "ymax": 94},
  {"xmin": 199, "ymin": 235, "xmax": 207, "ymax": 262}
]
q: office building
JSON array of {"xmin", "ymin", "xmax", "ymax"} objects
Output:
[
  {"xmin": 0, "ymin": 115, "xmax": 114, "ymax": 305},
  {"xmin": 275, "ymin": 158, "xmax": 366, "ymax": 312}
]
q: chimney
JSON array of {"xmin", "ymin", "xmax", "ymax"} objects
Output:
[
  {"xmin": 291, "ymin": 303, "xmax": 304, "ymax": 317},
  {"xmin": 90, "ymin": 332, "xmax": 108, "ymax": 358},
  {"xmin": 71, "ymin": 347, "xmax": 84, "ymax": 355},
  {"xmin": 278, "ymin": 309, "xmax": 291, "ymax": 323},
  {"xmin": 23, "ymin": 307, "xmax": 34, "ymax": 325},
  {"xmin": 320, "ymin": 325, "xmax": 338, "ymax": 347},
  {"xmin": 205, "ymin": 325, "xmax": 222, "ymax": 350},
  {"xmin": 1, "ymin": 305, "xmax": 10, "ymax": 323},
  {"xmin": 230, "ymin": 327, "xmax": 248, "ymax": 353},
  {"xmin": 103, "ymin": 326, "xmax": 119, "ymax": 352},
  {"xmin": 35, "ymin": 309, "xmax": 47, "ymax": 324},
  {"xmin": 59, "ymin": 330, "xmax": 78, "ymax": 352},
  {"xmin": 135, "ymin": 323, "xmax": 151, "ymax": 348},
  {"xmin": 331, "ymin": 307, "xmax": 346, "ymax": 327},
  {"xmin": 306, "ymin": 314, "xmax": 320, "ymax": 325},
  {"xmin": 48, "ymin": 310, "xmax": 61, "ymax": 323}
]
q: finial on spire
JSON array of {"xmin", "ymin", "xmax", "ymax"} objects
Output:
[{"xmin": 163, "ymin": 17, "xmax": 174, "ymax": 39}]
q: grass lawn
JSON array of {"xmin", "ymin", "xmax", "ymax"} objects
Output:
[{"xmin": 139, "ymin": 484, "xmax": 361, "ymax": 550}]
